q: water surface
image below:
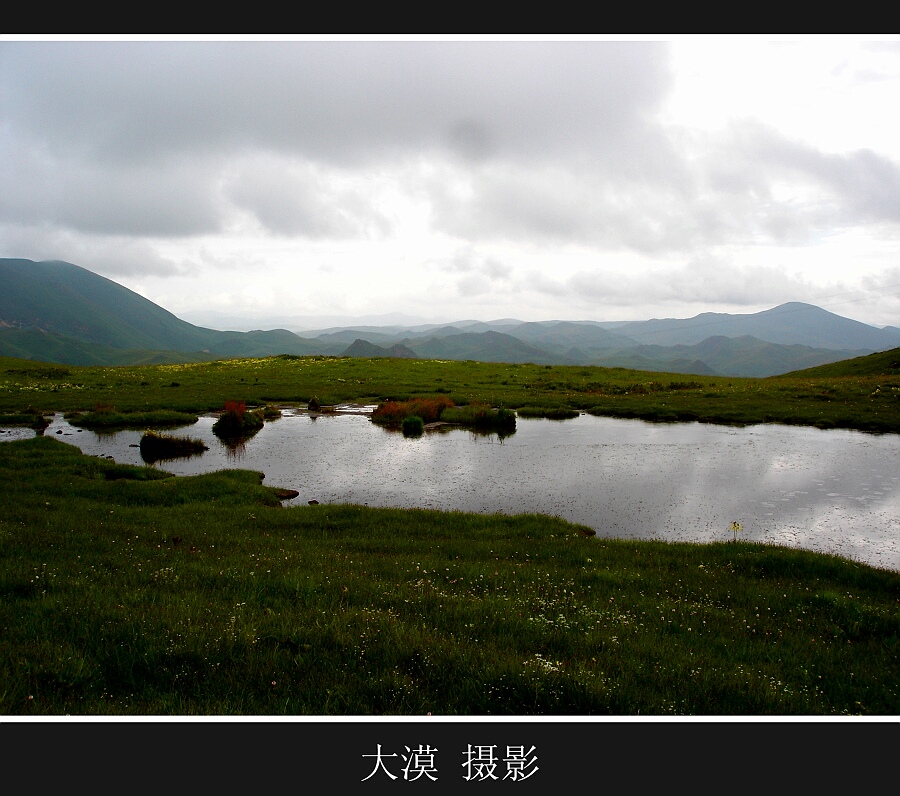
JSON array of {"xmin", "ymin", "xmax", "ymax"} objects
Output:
[{"xmin": 22, "ymin": 410, "xmax": 900, "ymax": 571}]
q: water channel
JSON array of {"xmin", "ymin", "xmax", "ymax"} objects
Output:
[{"xmin": 7, "ymin": 409, "xmax": 900, "ymax": 572}]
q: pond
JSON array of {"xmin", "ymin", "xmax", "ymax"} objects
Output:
[{"xmin": 13, "ymin": 409, "xmax": 900, "ymax": 572}]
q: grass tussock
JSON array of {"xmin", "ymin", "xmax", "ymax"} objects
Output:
[
  {"xmin": 401, "ymin": 416, "xmax": 425, "ymax": 437},
  {"xmin": 138, "ymin": 431, "xmax": 209, "ymax": 463},
  {"xmin": 372, "ymin": 396, "xmax": 454, "ymax": 426},
  {"xmin": 212, "ymin": 400, "xmax": 265, "ymax": 438},
  {"xmin": 440, "ymin": 403, "xmax": 516, "ymax": 431},
  {"xmin": 372, "ymin": 396, "xmax": 516, "ymax": 433},
  {"xmin": 2, "ymin": 436, "xmax": 898, "ymax": 717}
]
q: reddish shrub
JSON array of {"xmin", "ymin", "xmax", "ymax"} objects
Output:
[
  {"xmin": 372, "ymin": 396, "xmax": 454, "ymax": 426},
  {"xmin": 223, "ymin": 400, "xmax": 246, "ymax": 419}
]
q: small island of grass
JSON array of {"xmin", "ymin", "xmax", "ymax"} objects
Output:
[
  {"xmin": 515, "ymin": 405, "xmax": 580, "ymax": 420},
  {"xmin": 0, "ymin": 406, "xmax": 51, "ymax": 429},
  {"xmin": 139, "ymin": 430, "xmax": 208, "ymax": 462},
  {"xmin": 212, "ymin": 400, "xmax": 265, "ymax": 438},
  {"xmin": 372, "ymin": 396, "xmax": 516, "ymax": 433},
  {"xmin": 67, "ymin": 406, "xmax": 199, "ymax": 429}
]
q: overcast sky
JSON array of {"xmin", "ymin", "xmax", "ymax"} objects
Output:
[{"xmin": 1, "ymin": 35, "xmax": 899, "ymax": 330}]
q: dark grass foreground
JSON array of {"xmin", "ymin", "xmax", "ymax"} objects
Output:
[{"xmin": 2, "ymin": 436, "xmax": 899, "ymax": 716}]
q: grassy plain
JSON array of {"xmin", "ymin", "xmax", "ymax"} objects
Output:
[
  {"xmin": 1, "ymin": 349, "xmax": 898, "ymax": 432},
  {"xmin": 2, "ymin": 436, "xmax": 898, "ymax": 716},
  {"xmin": 1, "ymin": 350, "xmax": 899, "ymax": 715}
]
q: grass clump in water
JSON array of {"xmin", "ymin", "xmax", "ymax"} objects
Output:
[
  {"xmin": 516, "ymin": 405, "xmax": 580, "ymax": 420},
  {"xmin": 441, "ymin": 403, "xmax": 516, "ymax": 432},
  {"xmin": 139, "ymin": 431, "xmax": 209, "ymax": 463},
  {"xmin": 67, "ymin": 405, "xmax": 199, "ymax": 429},
  {"xmin": 0, "ymin": 406, "xmax": 50, "ymax": 429},
  {"xmin": 212, "ymin": 400, "xmax": 264, "ymax": 438},
  {"xmin": 401, "ymin": 416, "xmax": 425, "ymax": 437},
  {"xmin": 372, "ymin": 396, "xmax": 454, "ymax": 426},
  {"xmin": 373, "ymin": 396, "xmax": 516, "ymax": 433}
]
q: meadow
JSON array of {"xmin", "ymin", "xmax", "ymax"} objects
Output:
[
  {"xmin": 1, "ymin": 351, "xmax": 899, "ymax": 715},
  {"xmin": 3, "ymin": 435, "xmax": 899, "ymax": 715},
  {"xmin": 1, "ymin": 350, "xmax": 898, "ymax": 432}
]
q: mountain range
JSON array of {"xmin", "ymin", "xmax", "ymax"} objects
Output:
[{"xmin": 2, "ymin": 258, "xmax": 899, "ymax": 377}]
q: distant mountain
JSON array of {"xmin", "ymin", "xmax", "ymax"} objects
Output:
[
  {"xmin": 504, "ymin": 320, "xmax": 641, "ymax": 354},
  {"xmin": 403, "ymin": 330, "xmax": 561, "ymax": 365},
  {"xmin": 610, "ymin": 302, "xmax": 900, "ymax": 351},
  {"xmin": 341, "ymin": 339, "xmax": 417, "ymax": 359},
  {"xmin": 589, "ymin": 335, "xmax": 872, "ymax": 378},
  {"xmin": 3, "ymin": 257, "xmax": 898, "ymax": 377}
]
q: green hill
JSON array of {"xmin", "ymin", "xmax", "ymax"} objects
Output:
[
  {"xmin": 778, "ymin": 346, "xmax": 900, "ymax": 378},
  {"xmin": 0, "ymin": 258, "xmax": 216, "ymax": 351},
  {"xmin": 0, "ymin": 258, "xmax": 324, "ymax": 364},
  {"xmin": 0, "ymin": 328, "xmax": 214, "ymax": 366}
]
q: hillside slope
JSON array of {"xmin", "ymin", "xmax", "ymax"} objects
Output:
[{"xmin": 0, "ymin": 258, "xmax": 324, "ymax": 362}]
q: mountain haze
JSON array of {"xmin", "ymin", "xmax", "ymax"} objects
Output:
[
  {"xmin": 2, "ymin": 258, "xmax": 898, "ymax": 377},
  {"xmin": 609, "ymin": 302, "xmax": 900, "ymax": 351}
]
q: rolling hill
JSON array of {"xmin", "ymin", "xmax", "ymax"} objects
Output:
[
  {"xmin": 2, "ymin": 257, "xmax": 898, "ymax": 376},
  {"xmin": 0, "ymin": 258, "xmax": 328, "ymax": 361}
]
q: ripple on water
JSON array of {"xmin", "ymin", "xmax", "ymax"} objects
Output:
[{"xmin": 10, "ymin": 412, "xmax": 900, "ymax": 572}]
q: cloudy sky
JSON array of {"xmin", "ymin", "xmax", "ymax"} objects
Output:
[{"xmin": 1, "ymin": 35, "xmax": 899, "ymax": 330}]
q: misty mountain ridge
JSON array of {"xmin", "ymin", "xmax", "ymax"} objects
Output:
[{"xmin": 2, "ymin": 258, "xmax": 898, "ymax": 377}]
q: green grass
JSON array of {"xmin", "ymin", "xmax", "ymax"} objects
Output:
[
  {"xmin": 401, "ymin": 416, "xmax": 425, "ymax": 437},
  {"xmin": 0, "ymin": 407, "xmax": 50, "ymax": 429},
  {"xmin": 66, "ymin": 408, "xmax": 199, "ymax": 429},
  {"xmin": 440, "ymin": 404, "xmax": 516, "ymax": 431},
  {"xmin": 1, "ymin": 351, "xmax": 898, "ymax": 433},
  {"xmin": 1, "ymin": 436, "xmax": 898, "ymax": 716},
  {"xmin": 516, "ymin": 405, "xmax": 581, "ymax": 420}
]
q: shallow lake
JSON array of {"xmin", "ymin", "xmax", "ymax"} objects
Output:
[{"xmin": 13, "ymin": 409, "xmax": 900, "ymax": 572}]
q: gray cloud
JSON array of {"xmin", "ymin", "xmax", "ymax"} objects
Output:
[
  {"xmin": 565, "ymin": 259, "xmax": 838, "ymax": 310},
  {"xmin": 0, "ymin": 40, "xmax": 674, "ymax": 242},
  {"xmin": 423, "ymin": 116, "xmax": 900, "ymax": 256},
  {"xmin": 0, "ymin": 40, "xmax": 672, "ymax": 167},
  {"xmin": 0, "ymin": 146, "xmax": 224, "ymax": 237},
  {"xmin": 0, "ymin": 224, "xmax": 191, "ymax": 277},
  {"xmin": 727, "ymin": 122, "xmax": 900, "ymax": 226},
  {"xmin": 7, "ymin": 40, "xmax": 896, "ymax": 254},
  {"xmin": 0, "ymin": 39, "xmax": 897, "ymax": 328},
  {"xmin": 223, "ymin": 156, "xmax": 392, "ymax": 238},
  {"xmin": 427, "ymin": 247, "xmax": 516, "ymax": 299}
]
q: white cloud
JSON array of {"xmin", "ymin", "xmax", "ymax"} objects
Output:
[{"xmin": 0, "ymin": 36, "xmax": 897, "ymax": 328}]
